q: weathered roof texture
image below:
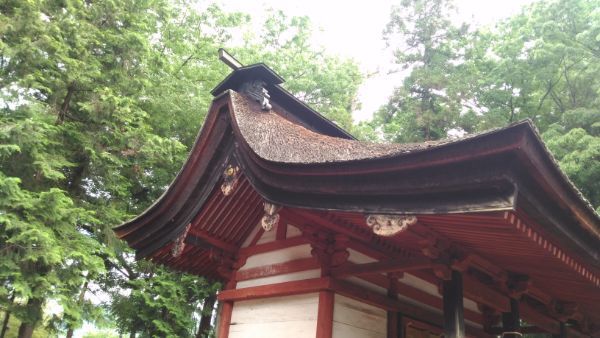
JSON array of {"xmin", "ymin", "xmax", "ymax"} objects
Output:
[
  {"xmin": 112, "ymin": 60, "xmax": 600, "ymax": 332},
  {"xmin": 114, "ymin": 63, "xmax": 600, "ymax": 307},
  {"xmin": 231, "ymin": 91, "xmax": 442, "ymax": 163}
]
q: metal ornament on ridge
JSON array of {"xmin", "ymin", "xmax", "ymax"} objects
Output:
[
  {"xmin": 241, "ymin": 80, "xmax": 272, "ymax": 111},
  {"xmin": 365, "ymin": 214, "xmax": 417, "ymax": 236},
  {"xmin": 261, "ymin": 202, "xmax": 281, "ymax": 231},
  {"xmin": 171, "ymin": 223, "xmax": 191, "ymax": 257},
  {"xmin": 221, "ymin": 164, "xmax": 240, "ymax": 196}
]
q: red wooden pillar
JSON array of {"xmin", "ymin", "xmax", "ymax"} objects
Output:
[
  {"xmin": 316, "ymin": 290, "xmax": 334, "ymax": 338},
  {"xmin": 217, "ymin": 301, "xmax": 233, "ymax": 338}
]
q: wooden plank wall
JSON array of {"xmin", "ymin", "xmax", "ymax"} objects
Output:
[
  {"xmin": 236, "ymin": 224, "xmax": 320, "ymax": 288},
  {"xmin": 229, "ymin": 293, "xmax": 319, "ymax": 338},
  {"xmin": 333, "ymin": 295, "xmax": 387, "ymax": 338}
]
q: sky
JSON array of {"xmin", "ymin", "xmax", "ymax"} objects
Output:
[{"xmin": 217, "ymin": 0, "xmax": 535, "ymax": 121}]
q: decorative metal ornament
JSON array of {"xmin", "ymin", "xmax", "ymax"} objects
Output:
[
  {"xmin": 241, "ymin": 80, "xmax": 272, "ymax": 111},
  {"xmin": 260, "ymin": 201, "xmax": 281, "ymax": 231},
  {"xmin": 365, "ymin": 214, "xmax": 417, "ymax": 237},
  {"xmin": 220, "ymin": 164, "xmax": 240, "ymax": 196},
  {"xmin": 171, "ymin": 223, "xmax": 192, "ymax": 257}
]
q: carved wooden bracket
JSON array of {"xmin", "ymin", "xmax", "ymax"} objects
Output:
[
  {"xmin": 433, "ymin": 265, "xmax": 452, "ymax": 280},
  {"xmin": 171, "ymin": 223, "xmax": 192, "ymax": 257},
  {"xmin": 365, "ymin": 214, "xmax": 417, "ymax": 236},
  {"xmin": 302, "ymin": 229, "xmax": 349, "ymax": 273},
  {"xmin": 209, "ymin": 248, "xmax": 236, "ymax": 280},
  {"xmin": 260, "ymin": 201, "xmax": 281, "ymax": 231},
  {"xmin": 550, "ymin": 300, "xmax": 580, "ymax": 321},
  {"xmin": 419, "ymin": 238, "xmax": 450, "ymax": 260},
  {"xmin": 505, "ymin": 274, "xmax": 531, "ymax": 299},
  {"xmin": 331, "ymin": 234, "xmax": 350, "ymax": 268},
  {"xmin": 309, "ymin": 231, "xmax": 332, "ymax": 265},
  {"xmin": 221, "ymin": 164, "xmax": 240, "ymax": 196}
]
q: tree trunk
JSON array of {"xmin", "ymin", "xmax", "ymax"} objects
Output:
[
  {"xmin": 17, "ymin": 325, "xmax": 34, "ymax": 338},
  {"xmin": 56, "ymin": 82, "xmax": 76, "ymax": 125},
  {"xmin": 0, "ymin": 294, "xmax": 15, "ymax": 338},
  {"xmin": 65, "ymin": 281, "xmax": 89, "ymax": 338},
  {"xmin": 196, "ymin": 295, "xmax": 216, "ymax": 338},
  {"xmin": 17, "ymin": 297, "xmax": 43, "ymax": 338}
]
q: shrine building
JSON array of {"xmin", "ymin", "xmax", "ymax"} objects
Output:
[{"xmin": 114, "ymin": 50, "xmax": 600, "ymax": 338}]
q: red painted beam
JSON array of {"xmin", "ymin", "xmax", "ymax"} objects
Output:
[
  {"xmin": 217, "ymin": 277, "xmax": 332, "ymax": 302},
  {"xmin": 235, "ymin": 257, "xmax": 320, "ymax": 281},
  {"xmin": 332, "ymin": 258, "xmax": 433, "ymax": 278},
  {"xmin": 463, "ymin": 275, "xmax": 510, "ymax": 313}
]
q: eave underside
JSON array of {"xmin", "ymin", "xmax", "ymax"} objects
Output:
[
  {"xmin": 144, "ymin": 182, "xmax": 600, "ymax": 332},
  {"xmin": 114, "ymin": 90, "xmax": 600, "ymax": 334}
]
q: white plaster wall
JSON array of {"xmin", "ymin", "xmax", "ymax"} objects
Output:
[
  {"xmin": 256, "ymin": 226, "xmax": 276, "ymax": 244},
  {"xmin": 347, "ymin": 248, "xmax": 378, "ymax": 264},
  {"xmin": 240, "ymin": 244, "xmax": 313, "ymax": 270},
  {"xmin": 236, "ymin": 269, "xmax": 321, "ymax": 288},
  {"xmin": 400, "ymin": 273, "xmax": 440, "ymax": 297},
  {"xmin": 229, "ymin": 293, "xmax": 319, "ymax": 338},
  {"xmin": 332, "ymin": 295, "xmax": 387, "ymax": 338},
  {"xmin": 286, "ymin": 224, "xmax": 302, "ymax": 238},
  {"xmin": 343, "ymin": 276, "xmax": 388, "ymax": 295}
]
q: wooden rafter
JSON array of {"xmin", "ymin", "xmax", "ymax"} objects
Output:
[{"xmin": 185, "ymin": 231, "xmax": 238, "ymax": 254}]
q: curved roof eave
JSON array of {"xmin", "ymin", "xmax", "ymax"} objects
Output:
[{"xmin": 115, "ymin": 90, "xmax": 600, "ymax": 264}]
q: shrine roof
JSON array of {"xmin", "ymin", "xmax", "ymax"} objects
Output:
[{"xmin": 114, "ymin": 61, "xmax": 600, "ymax": 279}]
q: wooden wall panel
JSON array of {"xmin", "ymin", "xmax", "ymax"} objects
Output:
[
  {"xmin": 256, "ymin": 226, "xmax": 277, "ymax": 244},
  {"xmin": 332, "ymin": 295, "xmax": 387, "ymax": 338},
  {"xmin": 348, "ymin": 248, "xmax": 378, "ymax": 264},
  {"xmin": 240, "ymin": 244, "xmax": 313, "ymax": 270},
  {"xmin": 400, "ymin": 274, "xmax": 440, "ymax": 297},
  {"xmin": 236, "ymin": 269, "xmax": 321, "ymax": 288},
  {"xmin": 287, "ymin": 224, "xmax": 302, "ymax": 238},
  {"xmin": 229, "ymin": 293, "xmax": 318, "ymax": 338},
  {"xmin": 344, "ymin": 276, "xmax": 388, "ymax": 295}
]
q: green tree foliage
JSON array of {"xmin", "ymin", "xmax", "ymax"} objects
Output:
[
  {"xmin": 236, "ymin": 10, "xmax": 363, "ymax": 132},
  {"xmin": 373, "ymin": 0, "xmax": 599, "ymax": 210},
  {"xmin": 104, "ymin": 263, "xmax": 218, "ymax": 337},
  {"xmin": 470, "ymin": 0, "xmax": 600, "ymax": 210},
  {"xmin": 0, "ymin": 0, "xmax": 228, "ymax": 336},
  {"xmin": 373, "ymin": 0, "xmax": 470, "ymax": 142},
  {"xmin": 0, "ymin": 1, "xmax": 363, "ymax": 337}
]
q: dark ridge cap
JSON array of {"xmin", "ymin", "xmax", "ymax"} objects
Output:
[
  {"xmin": 520, "ymin": 118, "xmax": 600, "ymax": 228},
  {"xmin": 210, "ymin": 63, "xmax": 284, "ymax": 96},
  {"xmin": 211, "ymin": 62, "xmax": 355, "ymax": 140}
]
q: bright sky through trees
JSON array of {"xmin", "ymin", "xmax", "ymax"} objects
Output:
[{"xmin": 214, "ymin": 0, "xmax": 534, "ymax": 121}]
